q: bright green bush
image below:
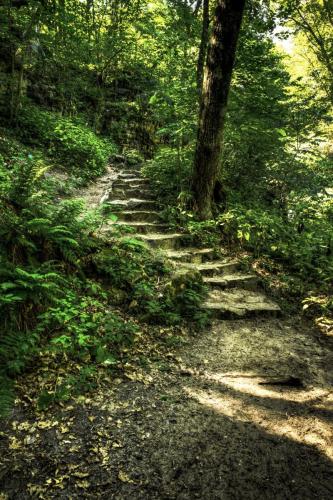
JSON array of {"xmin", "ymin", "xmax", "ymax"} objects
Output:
[
  {"xmin": 219, "ymin": 197, "xmax": 333, "ymax": 284},
  {"xmin": 52, "ymin": 119, "xmax": 115, "ymax": 180},
  {"xmin": 0, "ymin": 152, "xmax": 119, "ymax": 415},
  {"xmin": 17, "ymin": 104, "xmax": 116, "ymax": 181},
  {"xmin": 142, "ymin": 146, "xmax": 193, "ymax": 204}
]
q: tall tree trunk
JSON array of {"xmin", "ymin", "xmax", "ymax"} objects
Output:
[
  {"xmin": 192, "ymin": 0, "xmax": 245, "ymax": 220},
  {"xmin": 196, "ymin": 0, "xmax": 209, "ymax": 96},
  {"xmin": 197, "ymin": 0, "xmax": 209, "ymax": 99}
]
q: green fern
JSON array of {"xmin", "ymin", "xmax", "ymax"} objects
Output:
[
  {"xmin": 0, "ymin": 376, "xmax": 15, "ymax": 418},
  {"xmin": 0, "ymin": 328, "xmax": 30, "ymax": 418}
]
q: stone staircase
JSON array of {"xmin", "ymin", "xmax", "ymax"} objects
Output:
[{"xmin": 104, "ymin": 162, "xmax": 281, "ymax": 319}]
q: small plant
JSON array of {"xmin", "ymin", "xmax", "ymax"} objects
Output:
[
  {"xmin": 17, "ymin": 104, "xmax": 117, "ymax": 182},
  {"xmin": 142, "ymin": 146, "xmax": 193, "ymax": 205}
]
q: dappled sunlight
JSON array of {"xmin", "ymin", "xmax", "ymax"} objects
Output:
[
  {"xmin": 202, "ymin": 370, "xmax": 332, "ymax": 405},
  {"xmin": 1, "ymin": 0, "xmax": 332, "ymax": 496},
  {"xmin": 184, "ymin": 379, "xmax": 333, "ymax": 461}
]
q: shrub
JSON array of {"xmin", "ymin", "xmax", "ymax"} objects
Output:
[
  {"xmin": 0, "ymin": 153, "xmax": 108, "ymax": 415},
  {"xmin": 219, "ymin": 197, "xmax": 333, "ymax": 283},
  {"xmin": 17, "ymin": 104, "xmax": 116, "ymax": 181},
  {"xmin": 142, "ymin": 146, "xmax": 193, "ymax": 204}
]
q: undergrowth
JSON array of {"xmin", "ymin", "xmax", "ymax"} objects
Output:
[
  {"xmin": 145, "ymin": 146, "xmax": 333, "ymax": 334},
  {"xmin": 13, "ymin": 103, "xmax": 117, "ymax": 183},
  {"xmin": 0, "ymin": 143, "xmax": 208, "ymax": 417}
]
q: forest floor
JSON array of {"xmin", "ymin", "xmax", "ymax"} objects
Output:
[
  {"xmin": 1, "ymin": 315, "xmax": 333, "ymax": 499},
  {"xmin": 1, "ymin": 167, "xmax": 333, "ymax": 499}
]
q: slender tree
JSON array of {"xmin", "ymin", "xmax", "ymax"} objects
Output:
[
  {"xmin": 196, "ymin": 0, "xmax": 209, "ymax": 95},
  {"xmin": 192, "ymin": 0, "xmax": 246, "ymax": 219}
]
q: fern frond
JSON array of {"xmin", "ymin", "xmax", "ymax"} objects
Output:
[{"xmin": 0, "ymin": 376, "xmax": 15, "ymax": 418}]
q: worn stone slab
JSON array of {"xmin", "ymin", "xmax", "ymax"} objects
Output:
[
  {"xmin": 107, "ymin": 198, "xmax": 158, "ymax": 211},
  {"xmin": 204, "ymin": 273, "xmax": 258, "ymax": 290},
  {"xmin": 110, "ymin": 221, "xmax": 168, "ymax": 234},
  {"xmin": 119, "ymin": 210, "xmax": 161, "ymax": 222},
  {"xmin": 112, "ymin": 178, "xmax": 149, "ymax": 187},
  {"xmin": 117, "ymin": 172, "xmax": 141, "ymax": 179},
  {"xmin": 204, "ymin": 288, "xmax": 281, "ymax": 319},
  {"xmin": 164, "ymin": 248, "xmax": 216, "ymax": 264},
  {"xmin": 120, "ymin": 169, "xmax": 142, "ymax": 176},
  {"xmin": 179, "ymin": 260, "xmax": 240, "ymax": 276},
  {"xmin": 134, "ymin": 233, "xmax": 192, "ymax": 250},
  {"xmin": 112, "ymin": 187, "xmax": 154, "ymax": 200}
]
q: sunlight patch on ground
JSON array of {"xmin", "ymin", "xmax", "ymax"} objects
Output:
[
  {"xmin": 184, "ymin": 381, "xmax": 333, "ymax": 462},
  {"xmin": 202, "ymin": 371, "xmax": 332, "ymax": 404}
]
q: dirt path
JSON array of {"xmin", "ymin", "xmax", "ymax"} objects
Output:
[
  {"xmin": 106, "ymin": 316, "xmax": 333, "ymax": 500},
  {"xmin": 1, "ymin": 315, "xmax": 332, "ymax": 499},
  {"xmin": 1, "ymin": 163, "xmax": 333, "ymax": 499}
]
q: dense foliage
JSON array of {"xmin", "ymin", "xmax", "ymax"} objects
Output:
[
  {"xmin": 144, "ymin": 2, "xmax": 332, "ymax": 332},
  {"xmin": 0, "ymin": 0, "xmax": 332, "ymax": 415},
  {"xmin": 0, "ymin": 148, "xmax": 208, "ymax": 416}
]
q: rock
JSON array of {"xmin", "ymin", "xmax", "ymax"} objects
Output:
[
  {"xmin": 179, "ymin": 260, "xmax": 240, "ymax": 276},
  {"xmin": 135, "ymin": 232, "xmax": 192, "ymax": 250},
  {"xmin": 204, "ymin": 288, "xmax": 281, "ymax": 319},
  {"xmin": 109, "ymin": 154, "xmax": 127, "ymax": 164},
  {"xmin": 165, "ymin": 248, "xmax": 216, "ymax": 264},
  {"xmin": 168, "ymin": 269, "xmax": 203, "ymax": 298},
  {"xmin": 120, "ymin": 210, "xmax": 161, "ymax": 223},
  {"xmin": 110, "ymin": 221, "xmax": 168, "ymax": 234},
  {"xmin": 203, "ymin": 273, "xmax": 258, "ymax": 290},
  {"xmin": 107, "ymin": 198, "xmax": 158, "ymax": 211}
]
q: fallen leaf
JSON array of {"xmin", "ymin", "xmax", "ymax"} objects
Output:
[
  {"xmin": 9, "ymin": 437, "xmax": 22, "ymax": 450},
  {"xmin": 69, "ymin": 445, "xmax": 80, "ymax": 452},
  {"xmin": 72, "ymin": 471, "xmax": 90, "ymax": 478},
  {"xmin": 27, "ymin": 484, "xmax": 46, "ymax": 496},
  {"xmin": 76, "ymin": 480, "xmax": 90, "ymax": 488},
  {"xmin": 59, "ymin": 425, "xmax": 70, "ymax": 434},
  {"xmin": 17, "ymin": 422, "xmax": 31, "ymax": 431},
  {"xmin": 68, "ymin": 464, "xmax": 80, "ymax": 471},
  {"xmin": 118, "ymin": 471, "xmax": 134, "ymax": 483},
  {"xmin": 24, "ymin": 435, "xmax": 37, "ymax": 445},
  {"xmin": 37, "ymin": 421, "xmax": 54, "ymax": 430},
  {"xmin": 112, "ymin": 442, "xmax": 123, "ymax": 448}
]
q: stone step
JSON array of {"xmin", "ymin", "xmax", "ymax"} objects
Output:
[
  {"xmin": 112, "ymin": 187, "xmax": 154, "ymax": 200},
  {"xmin": 164, "ymin": 248, "xmax": 217, "ymax": 264},
  {"xmin": 117, "ymin": 172, "xmax": 140, "ymax": 179},
  {"xmin": 112, "ymin": 178, "xmax": 149, "ymax": 187},
  {"xmin": 100, "ymin": 177, "xmax": 117, "ymax": 185},
  {"xmin": 133, "ymin": 232, "xmax": 192, "ymax": 250},
  {"xmin": 203, "ymin": 273, "xmax": 258, "ymax": 290},
  {"xmin": 203, "ymin": 288, "xmax": 281, "ymax": 319},
  {"xmin": 179, "ymin": 260, "xmax": 240, "ymax": 276},
  {"xmin": 115, "ymin": 183, "xmax": 151, "ymax": 192},
  {"xmin": 120, "ymin": 210, "xmax": 161, "ymax": 223},
  {"xmin": 111, "ymin": 221, "xmax": 168, "ymax": 234},
  {"xmin": 120, "ymin": 169, "xmax": 142, "ymax": 176},
  {"xmin": 107, "ymin": 198, "xmax": 158, "ymax": 211}
]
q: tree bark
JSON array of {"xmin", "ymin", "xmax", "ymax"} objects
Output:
[
  {"xmin": 193, "ymin": 0, "xmax": 202, "ymax": 16},
  {"xmin": 192, "ymin": 0, "xmax": 245, "ymax": 220},
  {"xmin": 196, "ymin": 0, "xmax": 209, "ymax": 96}
]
